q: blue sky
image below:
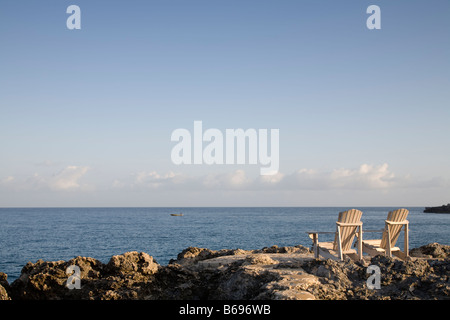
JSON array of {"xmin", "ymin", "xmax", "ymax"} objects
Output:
[{"xmin": 1, "ymin": 0, "xmax": 449, "ymax": 206}]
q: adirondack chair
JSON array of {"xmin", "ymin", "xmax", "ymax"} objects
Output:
[
  {"xmin": 306, "ymin": 209, "xmax": 363, "ymax": 261},
  {"xmin": 362, "ymin": 208, "xmax": 409, "ymax": 260}
]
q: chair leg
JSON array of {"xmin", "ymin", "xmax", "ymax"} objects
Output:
[
  {"xmin": 386, "ymin": 225, "xmax": 392, "ymax": 257},
  {"xmin": 337, "ymin": 226, "xmax": 343, "ymax": 260},
  {"xmin": 357, "ymin": 226, "xmax": 363, "ymax": 261},
  {"xmin": 404, "ymin": 224, "xmax": 409, "ymax": 258},
  {"xmin": 312, "ymin": 233, "xmax": 319, "ymax": 259}
]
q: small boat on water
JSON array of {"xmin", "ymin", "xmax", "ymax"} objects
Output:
[{"xmin": 170, "ymin": 213, "xmax": 183, "ymax": 216}]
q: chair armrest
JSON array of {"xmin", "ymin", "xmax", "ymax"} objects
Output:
[
  {"xmin": 385, "ymin": 220, "xmax": 409, "ymax": 225},
  {"xmin": 336, "ymin": 222, "xmax": 363, "ymax": 227},
  {"xmin": 306, "ymin": 231, "xmax": 336, "ymax": 235},
  {"xmin": 306, "ymin": 231, "xmax": 335, "ymax": 240}
]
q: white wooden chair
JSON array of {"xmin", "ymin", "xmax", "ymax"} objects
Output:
[
  {"xmin": 306, "ymin": 209, "xmax": 363, "ymax": 261},
  {"xmin": 362, "ymin": 208, "xmax": 409, "ymax": 260}
]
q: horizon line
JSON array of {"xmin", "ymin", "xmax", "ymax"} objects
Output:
[{"xmin": 0, "ymin": 205, "xmax": 426, "ymax": 209}]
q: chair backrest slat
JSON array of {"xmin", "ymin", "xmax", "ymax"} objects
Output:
[
  {"xmin": 333, "ymin": 209, "xmax": 363, "ymax": 251},
  {"xmin": 380, "ymin": 208, "xmax": 409, "ymax": 249}
]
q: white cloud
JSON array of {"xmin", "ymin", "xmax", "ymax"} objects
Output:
[
  {"xmin": 112, "ymin": 171, "xmax": 187, "ymax": 190},
  {"xmin": 276, "ymin": 163, "xmax": 397, "ymax": 190},
  {"xmin": 258, "ymin": 171, "xmax": 285, "ymax": 185},
  {"xmin": 203, "ymin": 170, "xmax": 252, "ymax": 189},
  {"xmin": 1, "ymin": 176, "xmax": 15, "ymax": 184},
  {"xmin": 133, "ymin": 171, "xmax": 181, "ymax": 188},
  {"xmin": 328, "ymin": 163, "xmax": 395, "ymax": 189},
  {"xmin": 112, "ymin": 169, "xmax": 253, "ymax": 190},
  {"xmin": 1, "ymin": 166, "xmax": 91, "ymax": 191},
  {"xmin": 48, "ymin": 166, "xmax": 90, "ymax": 190}
]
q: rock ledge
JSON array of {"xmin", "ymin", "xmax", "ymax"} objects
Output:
[{"xmin": 0, "ymin": 243, "xmax": 448, "ymax": 300}]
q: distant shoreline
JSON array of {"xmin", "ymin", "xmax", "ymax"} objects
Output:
[{"xmin": 424, "ymin": 204, "xmax": 450, "ymax": 214}]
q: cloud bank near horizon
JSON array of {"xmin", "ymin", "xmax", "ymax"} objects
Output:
[
  {"xmin": 110, "ymin": 163, "xmax": 448, "ymax": 192},
  {"xmin": 2, "ymin": 162, "xmax": 449, "ymax": 207},
  {"xmin": 1, "ymin": 163, "xmax": 447, "ymax": 196}
]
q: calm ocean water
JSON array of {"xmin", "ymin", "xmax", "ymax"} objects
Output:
[{"xmin": 0, "ymin": 207, "xmax": 448, "ymax": 283}]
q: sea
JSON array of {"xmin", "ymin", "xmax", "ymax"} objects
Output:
[{"xmin": 0, "ymin": 207, "xmax": 448, "ymax": 283}]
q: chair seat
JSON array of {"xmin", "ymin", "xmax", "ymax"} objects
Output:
[
  {"xmin": 318, "ymin": 241, "xmax": 358, "ymax": 254},
  {"xmin": 362, "ymin": 239, "xmax": 400, "ymax": 252}
]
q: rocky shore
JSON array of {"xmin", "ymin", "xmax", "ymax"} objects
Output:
[{"xmin": 0, "ymin": 243, "xmax": 449, "ymax": 300}]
